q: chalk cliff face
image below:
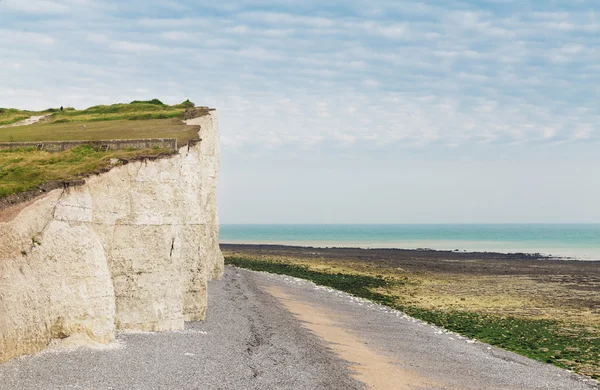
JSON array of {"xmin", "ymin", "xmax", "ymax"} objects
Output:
[{"xmin": 0, "ymin": 111, "xmax": 224, "ymax": 363}]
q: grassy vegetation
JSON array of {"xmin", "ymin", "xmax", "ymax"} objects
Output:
[
  {"xmin": 0, "ymin": 99, "xmax": 207, "ymax": 144},
  {"xmin": 225, "ymin": 255, "xmax": 600, "ymax": 380},
  {"xmin": 0, "ymin": 118, "xmax": 199, "ymax": 145},
  {"xmin": 0, "ymin": 145, "xmax": 172, "ymax": 198},
  {"xmin": 1, "ymin": 99, "xmax": 199, "ymax": 127},
  {"xmin": 0, "ymin": 99, "xmax": 208, "ymax": 199},
  {"xmin": 47, "ymin": 99, "xmax": 198, "ymax": 124},
  {"xmin": 0, "ymin": 108, "xmax": 47, "ymax": 127}
]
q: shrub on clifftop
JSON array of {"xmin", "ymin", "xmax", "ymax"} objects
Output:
[{"xmin": 130, "ymin": 99, "xmax": 165, "ymax": 106}]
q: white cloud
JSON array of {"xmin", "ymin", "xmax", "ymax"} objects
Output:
[
  {"xmin": 87, "ymin": 33, "xmax": 109, "ymax": 44},
  {"xmin": 236, "ymin": 46, "xmax": 283, "ymax": 61},
  {"xmin": 363, "ymin": 79, "xmax": 380, "ymax": 88},
  {"xmin": 1, "ymin": 0, "xmax": 71, "ymax": 14},
  {"xmin": 240, "ymin": 11, "xmax": 336, "ymax": 28},
  {"xmin": 0, "ymin": 0, "xmax": 598, "ymax": 152},
  {"xmin": 227, "ymin": 25, "xmax": 249, "ymax": 34},
  {"xmin": 113, "ymin": 41, "xmax": 161, "ymax": 52},
  {"xmin": 0, "ymin": 30, "xmax": 56, "ymax": 45},
  {"xmin": 162, "ymin": 31, "xmax": 193, "ymax": 40}
]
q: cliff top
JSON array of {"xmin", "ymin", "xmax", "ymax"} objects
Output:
[
  {"xmin": 0, "ymin": 99, "xmax": 212, "ymax": 202},
  {"xmin": 0, "ymin": 99, "xmax": 211, "ymax": 145}
]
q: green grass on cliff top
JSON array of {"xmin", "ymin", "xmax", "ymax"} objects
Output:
[
  {"xmin": 0, "ymin": 99, "xmax": 209, "ymax": 145},
  {"xmin": 0, "ymin": 99, "xmax": 210, "ymax": 200},
  {"xmin": 0, "ymin": 145, "xmax": 173, "ymax": 199}
]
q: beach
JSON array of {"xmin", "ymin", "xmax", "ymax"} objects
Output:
[
  {"xmin": 222, "ymin": 243, "xmax": 600, "ymax": 378},
  {"xmin": 3, "ymin": 267, "xmax": 597, "ymax": 389}
]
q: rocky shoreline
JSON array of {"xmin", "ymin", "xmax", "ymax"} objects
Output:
[{"xmin": 220, "ymin": 243, "xmax": 600, "ymax": 276}]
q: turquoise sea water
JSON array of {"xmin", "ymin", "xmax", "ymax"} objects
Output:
[{"xmin": 220, "ymin": 224, "xmax": 600, "ymax": 260}]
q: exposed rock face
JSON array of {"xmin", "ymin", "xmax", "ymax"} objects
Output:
[{"xmin": 0, "ymin": 111, "xmax": 224, "ymax": 363}]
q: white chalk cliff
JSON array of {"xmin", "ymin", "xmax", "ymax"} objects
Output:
[{"xmin": 0, "ymin": 111, "xmax": 224, "ymax": 363}]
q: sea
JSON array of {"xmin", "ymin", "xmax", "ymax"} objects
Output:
[{"xmin": 219, "ymin": 224, "xmax": 600, "ymax": 260}]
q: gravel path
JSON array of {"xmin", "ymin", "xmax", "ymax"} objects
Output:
[
  {"xmin": 0, "ymin": 115, "xmax": 50, "ymax": 129},
  {"xmin": 0, "ymin": 267, "xmax": 598, "ymax": 389}
]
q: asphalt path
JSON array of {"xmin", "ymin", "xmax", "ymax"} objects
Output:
[{"xmin": 0, "ymin": 267, "xmax": 598, "ymax": 390}]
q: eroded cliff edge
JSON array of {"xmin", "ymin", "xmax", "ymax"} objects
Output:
[{"xmin": 0, "ymin": 111, "xmax": 224, "ymax": 363}]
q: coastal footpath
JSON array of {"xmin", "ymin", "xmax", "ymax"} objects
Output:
[{"xmin": 0, "ymin": 111, "xmax": 223, "ymax": 363}]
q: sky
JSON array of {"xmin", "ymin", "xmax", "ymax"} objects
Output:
[{"xmin": 1, "ymin": 0, "xmax": 599, "ymax": 224}]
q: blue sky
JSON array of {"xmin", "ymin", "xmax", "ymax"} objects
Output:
[{"xmin": 1, "ymin": 0, "xmax": 599, "ymax": 223}]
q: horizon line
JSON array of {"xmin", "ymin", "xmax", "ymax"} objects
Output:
[{"xmin": 220, "ymin": 222, "xmax": 600, "ymax": 225}]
